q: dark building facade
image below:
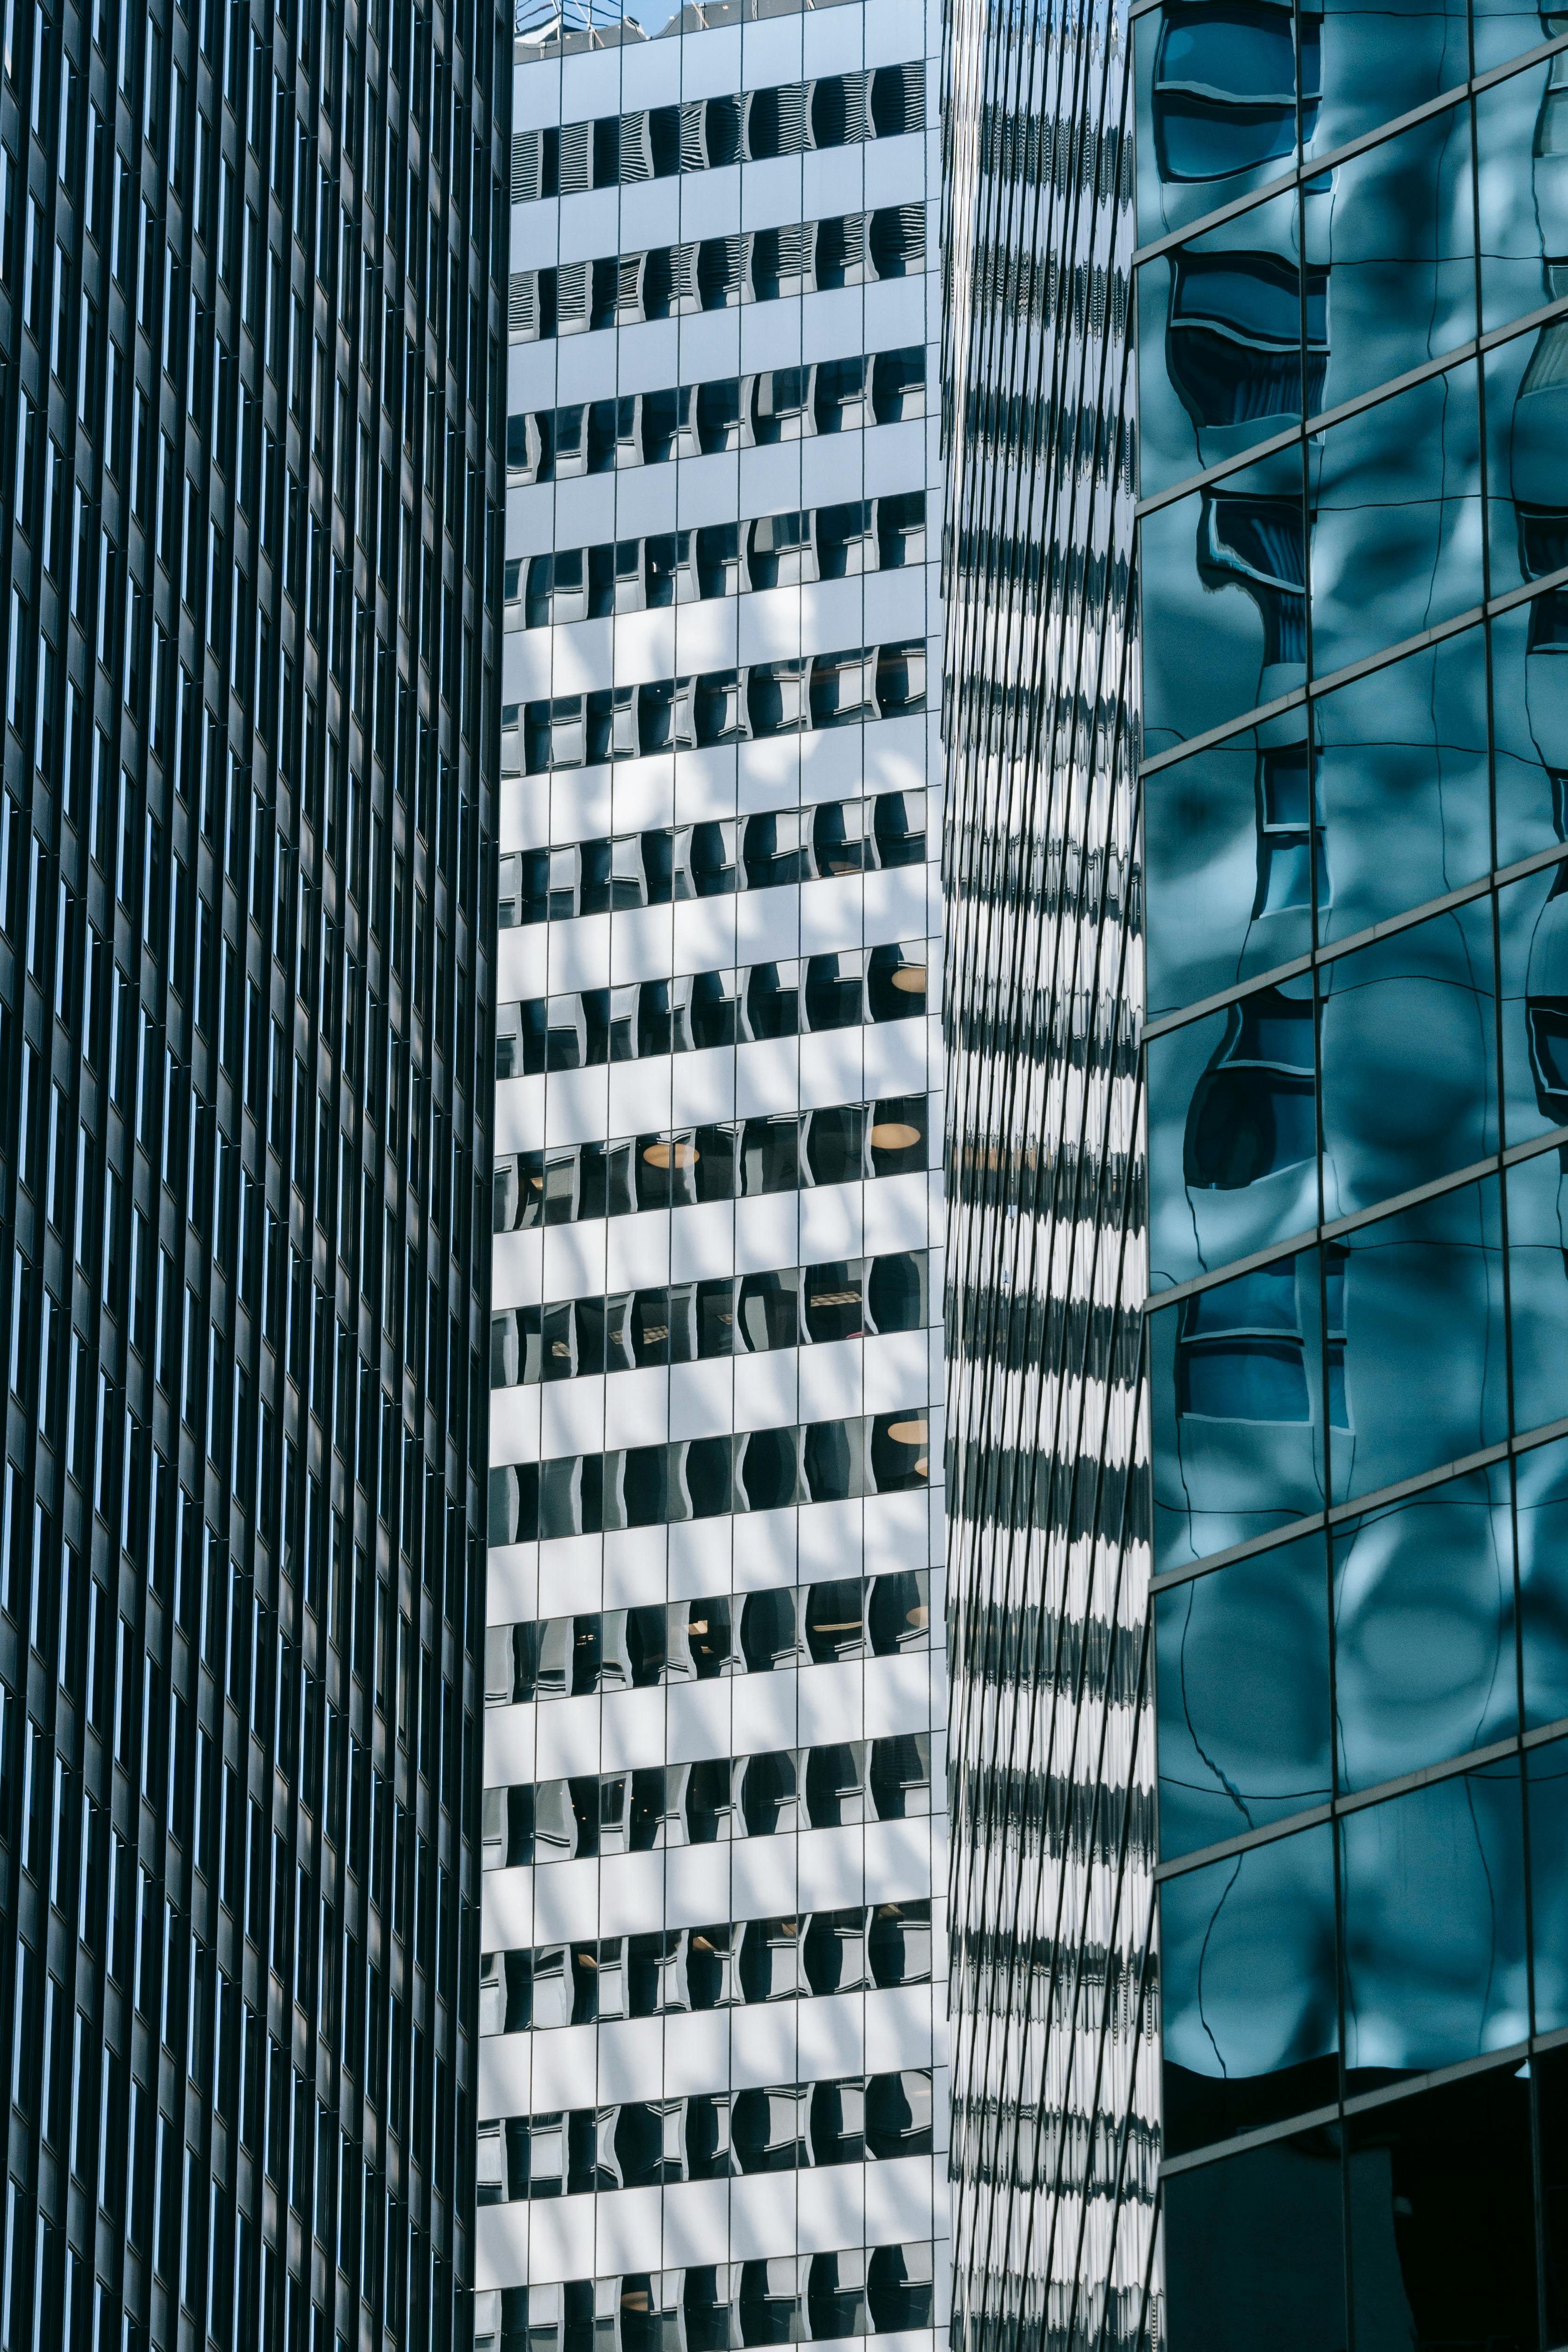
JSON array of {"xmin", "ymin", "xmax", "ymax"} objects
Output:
[
  {"xmin": 945, "ymin": 0, "xmax": 1568, "ymax": 2349},
  {"xmin": 0, "ymin": 0, "xmax": 506, "ymax": 2338}
]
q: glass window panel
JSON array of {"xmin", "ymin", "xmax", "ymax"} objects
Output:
[
  {"xmin": 1155, "ymin": 1535, "xmax": 1332, "ymax": 1862},
  {"xmin": 1144, "ymin": 727, "xmax": 1315, "ymax": 1018},
  {"xmin": 1310, "ymin": 360, "xmax": 1483, "ymax": 681},
  {"xmin": 1141, "ymin": 459, "xmax": 1308, "ymax": 758},
  {"xmin": 804, "ymin": 1259, "xmax": 866, "ymax": 1344},
  {"xmin": 866, "ymin": 2245, "xmax": 933, "ymax": 2334},
  {"xmin": 1317, "ymin": 895, "xmax": 1495, "ymax": 1214},
  {"xmin": 1332, "ymin": 1462, "xmax": 1517, "ymax": 1794},
  {"xmin": 1500, "ymin": 862, "xmax": 1568, "ymax": 1150},
  {"xmin": 1151, "ymin": 1254, "xmax": 1328, "ymax": 1574},
  {"xmin": 1147, "ymin": 990, "xmax": 1318, "ymax": 1296},
  {"xmin": 870, "ymin": 347, "xmax": 925, "ymax": 424},
  {"xmin": 1312, "ymin": 623, "xmax": 1490, "ymax": 945},
  {"xmin": 1333, "ymin": 1176, "xmax": 1507, "ymax": 1501},
  {"xmin": 1490, "ymin": 597, "xmax": 1568, "ymax": 863},
  {"xmin": 1476, "ymin": 53, "xmax": 1566, "ymax": 333},
  {"xmin": 1312, "ymin": 2, "xmax": 1465, "ymax": 151},
  {"xmin": 1133, "ymin": 0, "xmax": 1317, "ymax": 248},
  {"xmin": 1531, "ymin": 1737, "xmax": 1568, "ymax": 2045},
  {"xmin": 1138, "ymin": 192, "xmax": 1310, "ymax": 502},
  {"xmin": 1301, "ymin": 100, "xmax": 1475, "ymax": 412},
  {"xmin": 1486, "ymin": 315, "xmax": 1568, "ymax": 643},
  {"xmin": 1340, "ymin": 1760, "xmax": 1528, "ymax": 2085},
  {"xmin": 1160, "ymin": 1822, "xmax": 1339, "ymax": 2157},
  {"xmin": 1344, "ymin": 2068, "xmax": 1538, "ymax": 2352},
  {"xmin": 1504, "ymin": 1149, "xmax": 1568, "ymax": 1438},
  {"xmin": 1514, "ymin": 1435, "xmax": 1568, "ymax": 1729},
  {"xmin": 1163, "ymin": 2131, "xmax": 1347, "ymax": 2352}
]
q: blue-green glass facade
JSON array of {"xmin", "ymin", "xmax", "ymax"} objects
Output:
[
  {"xmin": 1140, "ymin": 3, "xmax": 1568, "ymax": 2344},
  {"xmin": 945, "ymin": 0, "xmax": 1568, "ymax": 2345}
]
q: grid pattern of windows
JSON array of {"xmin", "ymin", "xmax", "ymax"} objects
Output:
[
  {"xmin": 509, "ymin": 58, "xmax": 923, "ymax": 194},
  {"xmin": 489, "ymin": 1249, "xmax": 930, "ymax": 1384},
  {"xmin": 509, "ymin": 205, "xmax": 926, "ymax": 338},
  {"xmin": 506, "ymin": 344, "xmax": 926, "ymax": 480},
  {"xmin": 483, "ymin": 0, "xmax": 945, "ymax": 2336},
  {"xmin": 481, "ymin": 1899, "xmax": 933, "ymax": 2024},
  {"xmin": 1136, "ymin": 11, "xmax": 1568, "ymax": 2346},
  {"xmin": 0, "ymin": 0, "xmax": 503, "ymax": 2341},
  {"xmin": 476, "ymin": 2240, "xmax": 938, "ymax": 2352}
]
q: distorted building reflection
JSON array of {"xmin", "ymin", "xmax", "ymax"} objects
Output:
[
  {"xmin": 947, "ymin": 0, "xmax": 1568, "ymax": 2346},
  {"xmin": 1137, "ymin": 4, "xmax": 1568, "ymax": 2345}
]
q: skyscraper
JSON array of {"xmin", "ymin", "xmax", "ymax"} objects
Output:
[
  {"xmin": 0, "ymin": 0, "xmax": 503, "ymax": 2340},
  {"xmin": 946, "ymin": 0, "xmax": 1568, "ymax": 2347},
  {"xmin": 477, "ymin": 0, "xmax": 947, "ymax": 2345}
]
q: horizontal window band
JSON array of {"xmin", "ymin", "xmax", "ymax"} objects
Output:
[
  {"xmin": 509, "ymin": 491, "xmax": 928, "ymax": 622},
  {"xmin": 508, "ymin": 62, "xmax": 924, "ymax": 201},
  {"xmin": 487, "ymin": 1404, "xmax": 937, "ymax": 1547},
  {"xmin": 479, "ymin": 1897, "xmax": 935, "ymax": 2031},
  {"xmin": 1158, "ymin": 2029, "xmax": 1568, "ymax": 2181},
  {"xmin": 499, "ymin": 787, "xmax": 933, "ymax": 923},
  {"xmin": 1140, "ymin": 838, "xmax": 1568, "ymax": 1043},
  {"xmin": 502, "ymin": 638, "xmax": 930, "ymax": 772},
  {"xmin": 1128, "ymin": 29, "xmax": 1568, "ymax": 264},
  {"xmin": 485, "ymin": 1567, "xmax": 934, "ymax": 1706},
  {"xmin": 1150, "ymin": 1411, "xmax": 1568, "ymax": 1596},
  {"xmin": 481, "ymin": 1731, "xmax": 938, "ymax": 1870},
  {"xmin": 507, "ymin": 346, "xmax": 927, "ymax": 485},
  {"xmin": 1136, "ymin": 566, "xmax": 1568, "ymax": 782},
  {"xmin": 508, "ymin": 207, "xmax": 929, "ymax": 345},
  {"xmin": 1133, "ymin": 292, "xmax": 1568, "ymax": 522},
  {"xmin": 490, "ymin": 1251, "xmax": 931, "ymax": 1391},
  {"xmin": 473, "ymin": 2237, "xmax": 940, "ymax": 2349},
  {"xmin": 1146, "ymin": 1119, "xmax": 1568, "ymax": 1318},
  {"xmin": 492, "ymin": 1091, "xmax": 934, "ymax": 1234},
  {"xmin": 513, "ymin": 0, "xmax": 866, "ymax": 49},
  {"xmin": 477, "ymin": 2068, "xmax": 937, "ymax": 2203},
  {"xmin": 496, "ymin": 940, "xmax": 929, "ymax": 1079},
  {"xmin": 1154, "ymin": 1711, "xmax": 1568, "ymax": 1884}
]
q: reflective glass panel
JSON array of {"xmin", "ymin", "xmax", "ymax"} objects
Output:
[
  {"xmin": 1160, "ymin": 1822, "xmax": 1339, "ymax": 2155},
  {"xmin": 1339, "ymin": 1760, "xmax": 1528, "ymax": 2085},
  {"xmin": 1332, "ymin": 1462, "xmax": 1517, "ymax": 1793},
  {"xmin": 1155, "ymin": 1535, "xmax": 1332, "ymax": 1860},
  {"xmin": 1309, "ymin": 360, "xmax": 1482, "ymax": 682},
  {"xmin": 1317, "ymin": 895, "xmax": 1496, "ymax": 1215},
  {"xmin": 1163, "ymin": 2129, "xmax": 1348, "ymax": 2352},
  {"xmin": 1332, "ymin": 1176, "xmax": 1507, "ymax": 1502},
  {"xmin": 1505, "ymin": 1148, "xmax": 1568, "ymax": 1436},
  {"xmin": 1476, "ymin": 52, "xmax": 1567, "ymax": 331},
  {"xmin": 1302, "ymin": 99, "xmax": 1475, "ymax": 411},
  {"xmin": 1151, "ymin": 1253, "xmax": 1329, "ymax": 1574},
  {"xmin": 1514, "ymin": 1435, "xmax": 1568, "ymax": 1729}
]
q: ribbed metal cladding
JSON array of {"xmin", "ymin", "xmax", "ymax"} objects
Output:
[{"xmin": 940, "ymin": 6, "xmax": 1156, "ymax": 2352}]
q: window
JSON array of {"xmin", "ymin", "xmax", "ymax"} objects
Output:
[
  {"xmin": 1184, "ymin": 985, "xmax": 1315, "ymax": 1189},
  {"xmin": 873, "ymin": 345, "xmax": 926, "ymax": 423},
  {"xmin": 1199, "ymin": 493, "xmax": 1308, "ymax": 667},
  {"xmin": 1175, "ymin": 1256, "xmax": 1310, "ymax": 1420},
  {"xmin": 1152, "ymin": 1, "xmax": 1320, "ymax": 183},
  {"xmin": 1254, "ymin": 742, "xmax": 1327, "ymax": 916},
  {"xmin": 1167, "ymin": 249, "xmax": 1329, "ymax": 427},
  {"xmin": 752, "ymin": 366, "xmax": 811, "ymax": 445}
]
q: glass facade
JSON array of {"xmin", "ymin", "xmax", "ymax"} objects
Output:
[
  {"xmin": 0, "ymin": 0, "xmax": 504, "ymax": 2341},
  {"xmin": 940, "ymin": 2, "xmax": 1149, "ymax": 2350},
  {"xmin": 948, "ymin": 0, "xmax": 1567, "ymax": 2347},
  {"xmin": 1142, "ymin": 7, "xmax": 1568, "ymax": 2346},
  {"xmin": 479, "ymin": 2, "xmax": 947, "ymax": 2350}
]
